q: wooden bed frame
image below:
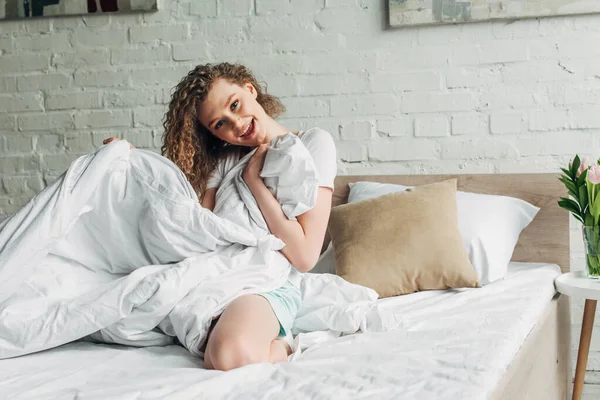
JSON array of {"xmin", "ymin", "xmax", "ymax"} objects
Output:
[{"xmin": 329, "ymin": 173, "xmax": 571, "ymax": 400}]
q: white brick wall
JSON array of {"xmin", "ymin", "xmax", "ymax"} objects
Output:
[{"xmin": 1, "ymin": 0, "xmax": 600, "ymax": 389}]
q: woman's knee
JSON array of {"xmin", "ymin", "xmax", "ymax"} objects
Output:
[{"xmin": 207, "ymin": 334, "xmax": 269, "ymax": 371}]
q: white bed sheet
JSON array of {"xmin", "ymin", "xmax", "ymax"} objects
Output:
[{"xmin": 0, "ymin": 262, "xmax": 561, "ymax": 400}]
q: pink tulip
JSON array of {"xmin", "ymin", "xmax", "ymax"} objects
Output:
[
  {"xmin": 589, "ymin": 164, "xmax": 600, "ymax": 184},
  {"xmin": 578, "ymin": 157, "xmax": 592, "ymax": 177},
  {"xmin": 569, "ymin": 157, "xmax": 592, "ymax": 177}
]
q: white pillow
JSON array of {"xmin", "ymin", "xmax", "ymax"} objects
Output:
[{"xmin": 346, "ymin": 181, "xmax": 540, "ymax": 285}]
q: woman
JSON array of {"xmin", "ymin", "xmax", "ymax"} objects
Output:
[{"xmin": 104, "ymin": 63, "xmax": 337, "ymax": 371}]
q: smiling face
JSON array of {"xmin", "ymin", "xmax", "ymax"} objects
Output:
[{"xmin": 197, "ymin": 78, "xmax": 269, "ymax": 147}]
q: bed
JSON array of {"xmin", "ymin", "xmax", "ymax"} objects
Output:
[{"xmin": 0, "ymin": 173, "xmax": 571, "ymax": 400}]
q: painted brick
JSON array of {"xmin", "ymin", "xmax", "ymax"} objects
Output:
[
  {"xmin": 130, "ymin": 25, "xmax": 189, "ymax": 43},
  {"xmin": 446, "ymin": 67, "xmax": 502, "ymax": 89},
  {"xmin": 315, "ymin": 7, "xmax": 377, "ymax": 34},
  {"xmin": 339, "ymin": 121, "xmax": 373, "ymax": 140},
  {"xmin": 190, "ymin": 1, "xmax": 218, "ymax": 17},
  {"xmin": 198, "ymin": 18, "xmax": 249, "ymax": 39},
  {"xmin": 134, "ymin": 107, "xmax": 165, "ymax": 128},
  {"xmin": 415, "ymin": 115, "xmax": 450, "ymax": 137},
  {"xmin": 402, "ymin": 92, "xmax": 476, "ymax": 113},
  {"xmin": 65, "ymin": 133, "xmax": 95, "ymax": 152},
  {"xmin": 417, "ymin": 24, "xmax": 464, "ymax": 45},
  {"xmin": 103, "ymin": 89, "xmax": 157, "ymax": 108},
  {"xmin": 0, "ymin": 94, "xmax": 43, "ymax": 113},
  {"xmin": 490, "ymin": 111, "xmax": 527, "ymax": 134},
  {"xmin": 282, "ymin": 98, "xmax": 328, "ymax": 118},
  {"xmin": 219, "ymin": 0, "xmax": 253, "ymax": 17},
  {"xmin": 0, "ymin": 37, "xmax": 12, "ymax": 53},
  {"xmin": 0, "ymin": 54, "xmax": 49, "ymax": 74},
  {"xmin": 571, "ymin": 107, "xmax": 600, "ymax": 129},
  {"xmin": 301, "ymin": 53, "xmax": 377, "ymax": 74},
  {"xmin": 480, "ymin": 40, "xmax": 529, "ymax": 64},
  {"xmin": 123, "ymin": 130, "xmax": 155, "ymax": 148},
  {"xmin": 501, "ymin": 62, "xmax": 572, "ymax": 85},
  {"xmin": 297, "ymin": 73, "xmax": 368, "ymax": 96},
  {"xmin": 257, "ymin": 0, "xmax": 323, "ymax": 15},
  {"xmin": 71, "ymin": 29, "xmax": 128, "ymax": 48},
  {"xmin": 452, "ymin": 114, "xmax": 488, "ymax": 135},
  {"xmin": 111, "ymin": 45, "xmax": 171, "ymax": 65},
  {"xmin": 0, "ymin": 155, "xmax": 39, "ymax": 174},
  {"xmin": 368, "ymin": 139, "xmax": 437, "ymax": 162},
  {"xmin": 336, "ymin": 140, "xmax": 367, "ymax": 163},
  {"xmin": 43, "ymin": 154, "xmax": 77, "ymax": 173},
  {"xmin": 22, "ymin": 19, "xmax": 52, "ymax": 33},
  {"xmin": 18, "ymin": 112, "xmax": 74, "ymax": 131},
  {"xmin": 529, "ymin": 109, "xmax": 570, "ymax": 132},
  {"xmin": 478, "ymin": 85, "xmax": 549, "ymax": 110},
  {"xmin": 372, "ymin": 71, "xmax": 441, "ymax": 92},
  {"xmin": 0, "ymin": 77, "xmax": 17, "ymax": 92},
  {"xmin": 47, "ymin": 91, "xmax": 102, "ymax": 110},
  {"xmin": 1, "ymin": 176, "xmax": 43, "ymax": 197},
  {"xmin": 36, "ymin": 134, "xmax": 63, "ymax": 152},
  {"xmin": 492, "ymin": 19, "xmax": 539, "ymax": 39},
  {"xmin": 14, "ymin": 32, "xmax": 70, "ymax": 52},
  {"xmin": 376, "ymin": 118, "xmax": 412, "ymax": 137},
  {"xmin": 273, "ymin": 34, "xmax": 343, "ymax": 54},
  {"xmin": 74, "ymin": 110, "xmax": 132, "ymax": 129},
  {"xmin": 441, "ymin": 138, "xmax": 518, "ymax": 159},
  {"xmin": 0, "ymin": 116, "xmax": 17, "ymax": 132},
  {"xmin": 74, "ymin": 70, "xmax": 130, "ymax": 87},
  {"xmin": 5, "ymin": 135, "xmax": 34, "ymax": 152},
  {"xmin": 564, "ymin": 87, "xmax": 600, "ymax": 105},
  {"xmin": 17, "ymin": 73, "xmax": 72, "ymax": 92},
  {"xmin": 518, "ymin": 132, "xmax": 595, "ymax": 156},
  {"xmin": 330, "ymin": 94, "xmax": 399, "ymax": 117},
  {"xmin": 557, "ymin": 37, "xmax": 600, "ymax": 59},
  {"xmin": 172, "ymin": 42, "xmax": 210, "ymax": 62},
  {"xmin": 130, "ymin": 66, "xmax": 191, "ymax": 86},
  {"xmin": 52, "ymin": 49, "xmax": 111, "ymax": 69}
]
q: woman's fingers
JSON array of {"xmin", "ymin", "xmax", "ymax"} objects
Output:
[
  {"xmin": 102, "ymin": 137, "xmax": 134, "ymax": 149},
  {"xmin": 103, "ymin": 137, "xmax": 120, "ymax": 145}
]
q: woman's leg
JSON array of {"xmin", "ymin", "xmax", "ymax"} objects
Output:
[{"xmin": 203, "ymin": 294, "xmax": 290, "ymax": 371}]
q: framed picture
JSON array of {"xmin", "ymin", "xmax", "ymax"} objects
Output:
[
  {"xmin": 389, "ymin": 0, "xmax": 600, "ymax": 27},
  {"xmin": 1, "ymin": 0, "xmax": 157, "ymax": 20}
]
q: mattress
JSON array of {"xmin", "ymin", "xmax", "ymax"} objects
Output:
[{"xmin": 0, "ymin": 262, "xmax": 561, "ymax": 400}]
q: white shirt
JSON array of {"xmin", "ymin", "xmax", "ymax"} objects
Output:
[{"xmin": 206, "ymin": 127, "xmax": 337, "ymax": 286}]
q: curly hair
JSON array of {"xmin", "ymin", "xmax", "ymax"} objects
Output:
[{"xmin": 161, "ymin": 62, "xmax": 285, "ymax": 200}]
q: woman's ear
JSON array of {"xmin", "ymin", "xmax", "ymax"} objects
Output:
[{"xmin": 245, "ymin": 82, "xmax": 258, "ymax": 100}]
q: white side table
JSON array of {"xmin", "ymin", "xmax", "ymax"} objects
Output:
[{"xmin": 555, "ymin": 272, "xmax": 600, "ymax": 400}]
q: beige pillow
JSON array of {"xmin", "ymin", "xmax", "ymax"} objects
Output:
[{"xmin": 328, "ymin": 179, "xmax": 479, "ymax": 298}]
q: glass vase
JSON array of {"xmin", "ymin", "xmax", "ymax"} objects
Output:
[{"xmin": 583, "ymin": 226, "xmax": 600, "ymax": 279}]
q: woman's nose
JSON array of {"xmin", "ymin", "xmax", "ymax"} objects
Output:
[{"xmin": 232, "ymin": 117, "xmax": 245, "ymax": 132}]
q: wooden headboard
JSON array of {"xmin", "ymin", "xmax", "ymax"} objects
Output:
[{"xmin": 327, "ymin": 173, "xmax": 569, "ymax": 273}]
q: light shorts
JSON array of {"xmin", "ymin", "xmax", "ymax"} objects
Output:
[{"xmin": 258, "ymin": 280, "xmax": 301, "ymax": 340}]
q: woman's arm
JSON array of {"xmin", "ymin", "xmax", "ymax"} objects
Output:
[
  {"xmin": 244, "ymin": 144, "xmax": 332, "ymax": 272},
  {"xmin": 202, "ymin": 188, "xmax": 217, "ymax": 211}
]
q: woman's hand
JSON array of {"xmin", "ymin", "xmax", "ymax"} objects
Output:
[
  {"xmin": 103, "ymin": 137, "xmax": 135, "ymax": 149},
  {"xmin": 243, "ymin": 144, "xmax": 268, "ymax": 185}
]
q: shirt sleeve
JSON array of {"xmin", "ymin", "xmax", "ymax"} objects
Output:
[
  {"xmin": 206, "ymin": 167, "xmax": 222, "ymax": 190},
  {"xmin": 206, "ymin": 149, "xmax": 242, "ymax": 190},
  {"xmin": 300, "ymin": 128, "xmax": 337, "ymax": 190}
]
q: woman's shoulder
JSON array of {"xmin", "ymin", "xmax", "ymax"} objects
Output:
[{"xmin": 297, "ymin": 127, "xmax": 335, "ymax": 151}]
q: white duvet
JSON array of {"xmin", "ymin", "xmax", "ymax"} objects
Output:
[
  {"xmin": 0, "ymin": 262, "xmax": 561, "ymax": 399},
  {"xmin": 0, "ymin": 134, "xmax": 376, "ymax": 360}
]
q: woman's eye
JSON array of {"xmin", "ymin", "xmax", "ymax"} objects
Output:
[
  {"xmin": 215, "ymin": 120, "xmax": 224, "ymax": 130},
  {"xmin": 230, "ymin": 100, "xmax": 238, "ymax": 111}
]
